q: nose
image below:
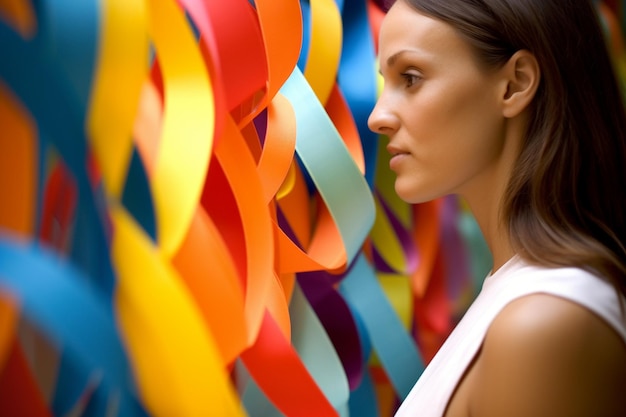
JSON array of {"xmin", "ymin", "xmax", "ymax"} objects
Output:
[{"xmin": 368, "ymin": 93, "xmax": 398, "ymax": 135}]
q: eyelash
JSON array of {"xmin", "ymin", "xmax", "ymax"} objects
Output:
[{"xmin": 401, "ymin": 72, "xmax": 421, "ymax": 88}]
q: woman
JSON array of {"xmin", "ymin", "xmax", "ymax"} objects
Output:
[{"xmin": 368, "ymin": 0, "xmax": 626, "ymax": 415}]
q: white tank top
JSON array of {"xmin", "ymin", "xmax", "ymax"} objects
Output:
[{"xmin": 394, "ymin": 255, "xmax": 626, "ymax": 417}]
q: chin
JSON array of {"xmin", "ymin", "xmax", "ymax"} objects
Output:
[
  {"xmin": 396, "ymin": 187, "xmax": 434, "ymax": 204},
  {"xmin": 394, "ymin": 183, "xmax": 440, "ymax": 205}
]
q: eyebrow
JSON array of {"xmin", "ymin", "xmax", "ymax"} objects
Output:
[
  {"xmin": 386, "ymin": 49, "xmax": 424, "ymax": 68},
  {"xmin": 386, "ymin": 50, "xmax": 406, "ymax": 67},
  {"xmin": 379, "ymin": 51, "xmax": 409, "ymax": 76}
]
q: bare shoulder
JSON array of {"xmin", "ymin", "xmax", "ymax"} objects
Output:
[{"xmin": 469, "ymin": 293, "xmax": 626, "ymax": 417}]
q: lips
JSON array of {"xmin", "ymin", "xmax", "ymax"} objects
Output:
[
  {"xmin": 387, "ymin": 144, "xmax": 410, "ymax": 157},
  {"xmin": 387, "ymin": 144, "xmax": 410, "ymax": 170}
]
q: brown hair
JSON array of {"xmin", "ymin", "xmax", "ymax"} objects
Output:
[{"xmin": 398, "ymin": 0, "xmax": 626, "ymax": 296}]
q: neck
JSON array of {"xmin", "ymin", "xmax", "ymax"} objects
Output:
[
  {"xmin": 460, "ymin": 117, "xmax": 526, "ymax": 274},
  {"xmin": 463, "ymin": 194, "xmax": 515, "ymax": 273}
]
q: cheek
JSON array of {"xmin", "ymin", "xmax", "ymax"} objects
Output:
[
  {"xmin": 405, "ymin": 92, "xmax": 492, "ymax": 159},
  {"xmin": 397, "ymin": 87, "xmax": 505, "ymax": 200},
  {"xmin": 433, "ymin": 102, "xmax": 505, "ymax": 174},
  {"xmin": 431, "ymin": 84, "xmax": 503, "ymax": 155}
]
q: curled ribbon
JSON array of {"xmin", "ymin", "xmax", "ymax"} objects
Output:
[{"xmin": 0, "ymin": 0, "xmax": 540, "ymax": 415}]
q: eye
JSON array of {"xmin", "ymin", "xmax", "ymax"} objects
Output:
[{"xmin": 401, "ymin": 72, "xmax": 421, "ymax": 88}]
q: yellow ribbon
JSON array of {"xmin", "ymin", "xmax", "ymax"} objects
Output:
[
  {"xmin": 147, "ymin": 0, "xmax": 215, "ymax": 258},
  {"xmin": 111, "ymin": 205, "xmax": 246, "ymax": 417},
  {"xmin": 304, "ymin": 0, "xmax": 343, "ymax": 106},
  {"xmin": 87, "ymin": 0, "xmax": 149, "ymax": 201}
]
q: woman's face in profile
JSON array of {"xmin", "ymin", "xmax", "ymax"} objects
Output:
[{"xmin": 368, "ymin": 0, "xmax": 508, "ymax": 204}]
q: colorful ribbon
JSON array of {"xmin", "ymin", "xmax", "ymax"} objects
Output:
[{"xmin": 14, "ymin": 0, "xmax": 618, "ymax": 415}]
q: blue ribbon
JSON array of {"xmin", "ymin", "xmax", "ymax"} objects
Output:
[
  {"xmin": 297, "ymin": 0, "xmax": 312, "ymax": 71},
  {"xmin": 0, "ymin": 235, "xmax": 147, "ymax": 417},
  {"xmin": 280, "ymin": 67, "xmax": 375, "ymax": 266},
  {"xmin": 0, "ymin": 3, "xmax": 156, "ymax": 412},
  {"xmin": 0, "ymin": 15, "xmax": 115, "ymax": 298},
  {"xmin": 32, "ymin": 0, "xmax": 99, "ymax": 108},
  {"xmin": 122, "ymin": 147, "xmax": 157, "ymax": 241},
  {"xmin": 338, "ymin": 0, "xmax": 379, "ymax": 188},
  {"xmin": 340, "ymin": 253, "xmax": 425, "ymax": 400},
  {"xmin": 348, "ymin": 370, "xmax": 379, "ymax": 417}
]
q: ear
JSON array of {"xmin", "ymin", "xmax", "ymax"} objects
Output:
[{"xmin": 501, "ymin": 50, "xmax": 540, "ymax": 118}]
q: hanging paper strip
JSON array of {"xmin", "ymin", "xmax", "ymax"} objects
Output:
[{"xmin": 0, "ymin": 0, "xmax": 531, "ymax": 415}]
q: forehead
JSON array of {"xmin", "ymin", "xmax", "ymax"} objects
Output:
[{"xmin": 379, "ymin": 1, "xmax": 475, "ymax": 67}]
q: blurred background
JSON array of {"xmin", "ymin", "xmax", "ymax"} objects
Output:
[{"xmin": 0, "ymin": 0, "xmax": 623, "ymax": 416}]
